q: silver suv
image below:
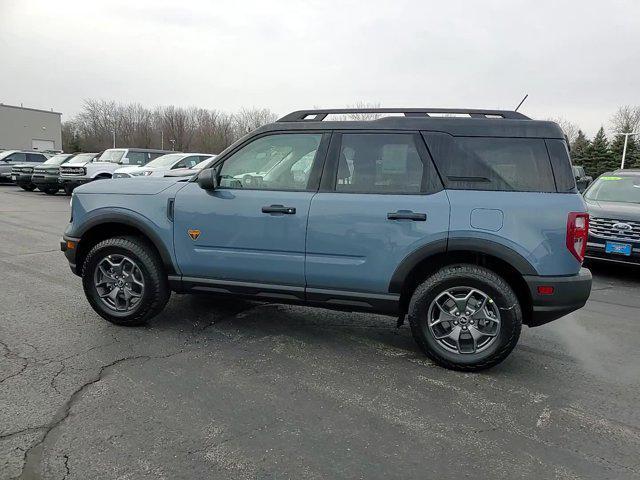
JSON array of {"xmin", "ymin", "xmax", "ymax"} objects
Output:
[{"xmin": 0, "ymin": 150, "xmax": 50, "ymax": 183}]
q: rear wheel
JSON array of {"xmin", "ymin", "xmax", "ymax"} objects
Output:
[
  {"xmin": 408, "ymin": 264, "xmax": 522, "ymax": 371},
  {"xmin": 82, "ymin": 236, "xmax": 170, "ymax": 326},
  {"xmin": 19, "ymin": 184, "xmax": 36, "ymax": 191}
]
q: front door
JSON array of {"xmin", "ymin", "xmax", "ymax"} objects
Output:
[{"xmin": 173, "ymin": 132, "xmax": 328, "ymax": 289}]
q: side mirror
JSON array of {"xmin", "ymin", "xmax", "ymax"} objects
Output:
[{"xmin": 197, "ymin": 168, "xmax": 218, "ymax": 190}]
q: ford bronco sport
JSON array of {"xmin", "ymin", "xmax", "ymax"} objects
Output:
[{"xmin": 61, "ymin": 108, "xmax": 592, "ymax": 371}]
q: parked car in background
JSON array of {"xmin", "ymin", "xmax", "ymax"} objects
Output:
[
  {"xmin": 112, "ymin": 153, "xmax": 214, "ymax": 178},
  {"xmin": 1, "ymin": 150, "xmax": 50, "ymax": 184},
  {"xmin": 584, "ymin": 169, "xmax": 640, "ymax": 265},
  {"xmin": 163, "ymin": 157, "xmax": 217, "ymax": 178},
  {"xmin": 59, "ymin": 148, "xmax": 173, "ymax": 194},
  {"xmin": 32, "ymin": 153, "xmax": 98, "ymax": 195},
  {"xmin": 61, "ymin": 108, "xmax": 592, "ymax": 371},
  {"xmin": 572, "ymin": 165, "xmax": 593, "ymax": 192}
]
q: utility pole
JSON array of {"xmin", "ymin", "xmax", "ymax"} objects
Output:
[
  {"xmin": 612, "ymin": 132, "xmax": 639, "ymax": 169},
  {"xmin": 161, "ymin": 131, "xmax": 164, "ymax": 149},
  {"xmin": 112, "ymin": 130, "xmax": 116, "ymax": 148}
]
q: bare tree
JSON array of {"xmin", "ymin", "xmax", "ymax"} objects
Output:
[
  {"xmin": 547, "ymin": 117, "xmax": 580, "ymax": 144},
  {"xmin": 609, "ymin": 105, "xmax": 640, "ymax": 134},
  {"xmin": 233, "ymin": 107, "xmax": 278, "ymax": 138}
]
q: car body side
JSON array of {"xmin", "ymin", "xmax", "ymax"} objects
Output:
[{"xmin": 62, "ymin": 117, "xmax": 591, "ymax": 328}]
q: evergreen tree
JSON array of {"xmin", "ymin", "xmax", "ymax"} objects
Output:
[
  {"xmin": 609, "ymin": 119, "xmax": 639, "ymax": 170},
  {"xmin": 585, "ymin": 127, "xmax": 615, "ymax": 176},
  {"xmin": 570, "ymin": 130, "xmax": 590, "ymax": 168}
]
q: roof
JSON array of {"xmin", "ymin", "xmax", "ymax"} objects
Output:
[
  {"xmin": 0, "ymin": 103, "xmax": 62, "ymax": 116},
  {"xmin": 257, "ymin": 108, "xmax": 565, "ymax": 139},
  {"xmin": 612, "ymin": 169, "xmax": 640, "ymax": 175}
]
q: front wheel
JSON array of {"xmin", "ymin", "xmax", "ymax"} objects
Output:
[
  {"xmin": 19, "ymin": 184, "xmax": 36, "ymax": 191},
  {"xmin": 81, "ymin": 236, "xmax": 170, "ymax": 326},
  {"xmin": 43, "ymin": 188, "xmax": 59, "ymax": 195},
  {"xmin": 408, "ymin": 264, "xmax": 522, "ymax": 371},
  {"xmin": 63, "ymin": 185, "xmax": 74, "ymax": 195}
]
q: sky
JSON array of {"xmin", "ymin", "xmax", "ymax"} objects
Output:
[{"xmin": 1, "ymin": 0, "xmax": 638, "ymax": 137}]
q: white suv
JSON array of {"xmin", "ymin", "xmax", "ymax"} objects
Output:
[
  {"xmin": 112, "ymin": 153, "xmax": 214, "ymax": 178},
  {"xmin": 59, "ymin": 148, "xmax": 172, "ymax": 194}
]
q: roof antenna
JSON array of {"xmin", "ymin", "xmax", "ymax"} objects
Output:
[{"xmin": 514, "ymin": 94, "xmax": 528, "ymax": 112}]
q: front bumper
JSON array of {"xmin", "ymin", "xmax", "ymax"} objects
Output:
[
  {"xmin": 59, "ymin": 176, "xmax": 91, "ymax": 190},
  {"xmin": 32, "ymin": 173, "xmax": 60, "ymax": 189},
  {"xmin": 12, "ymin": 173, "xmax": 33, "ymax": 187},
  {"xmin": 586, "ymin": 236, "xmax": 640, "ymax": 265},
  {"xmin": 523, "ymin": 267, "xmax": 592, "ymax": 327},
  {"xmin": 61, "ymin": 235, "xmax": 81, "ymax": 275}
]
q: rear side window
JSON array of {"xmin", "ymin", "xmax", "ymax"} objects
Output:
[
  {"xmin": 124, "ymin": 151, "xmax": 148, "ymax": 165},
  {"xmin": 27, "ymin": 153, "xmax": 46, "ymax": 162},
  {"xmin": 546, "ymin": 139, "xmax": 577, "ymax": 193},
  {"xmin": 334, "ymin": 133, "xmax": 437, "ymax": 194},
  {"xmin": 423, "ymin": 133, "xmax": 556, "ymax": 192}
]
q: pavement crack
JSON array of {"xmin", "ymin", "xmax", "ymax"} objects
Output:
[
  {"xmin": 16, "ymin": 349, "xmax": 191, "ymax": 478},
  {"xmin": 0, "ymin": 340, "xmax": 30, "ymax": 384},
  {"xmin": 61, "ymin": 453, "xmax": 70, "ymax": 480}
]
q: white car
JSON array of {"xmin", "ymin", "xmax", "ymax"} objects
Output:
[
  {"xmin": 112, "ymin": 153, "xmax": 214, "ymax": 178},
  {"xmin": 59, "ymin": 148, "xmax": 173, "ymax": 194}
]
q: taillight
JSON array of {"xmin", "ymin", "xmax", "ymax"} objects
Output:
[{"xmin": 566, "ymin": 212, "xmax": 589, "ymax": 263}]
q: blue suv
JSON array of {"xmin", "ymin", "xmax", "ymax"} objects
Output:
[{"xmin": 61, "ymin": 108, "xmax": 592, "ymax": 370}]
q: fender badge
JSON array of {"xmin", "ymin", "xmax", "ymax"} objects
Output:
[{"xmin": 187, "ymin": 229, "xmax": 201, "ymax": 240}]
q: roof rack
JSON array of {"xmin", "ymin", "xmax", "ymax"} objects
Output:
[{"xmin": 278, "ymin": 108, "xmax": 530, "ymax": 122}]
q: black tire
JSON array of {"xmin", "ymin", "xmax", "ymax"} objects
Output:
[
  {"xmin": 19, "ymin": 184, "xmax": 36, "ymax": 191},
  {"xmin": 43, "ymin": 188, "xmax": 59, "ymax": 195},
  {"xmin": 63, "ymin": 185, "xmax": 74, "ymax": 195},
  {"xmin": 408, "ymin": 264, "xmax": 522, "ymax": 371},
  {"xmin": 81, "ymin": 236, "xmax": 170, "ymax": 326}
]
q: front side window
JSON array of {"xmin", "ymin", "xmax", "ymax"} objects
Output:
[
  {"xmin": 335, "ymin": 133, "xmax": 425, "ymax": 194},
  {"xmin": 218, "ymin": 133, "xmax": 322, "ymax": 190},
  {"xmin": 27, "ymin": 153, "xmax": 47, "ymax": 162},
  {"xmin": 424, "ymin": 133, "xmax": 556, "ymax": 192}
]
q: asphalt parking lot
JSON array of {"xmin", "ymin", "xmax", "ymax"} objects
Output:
[{"xmin": 1, "ymin": 185, "xmax": 639, "ymax": 480}]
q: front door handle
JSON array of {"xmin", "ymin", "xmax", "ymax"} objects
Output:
[
  {"xmin": 387, "ymin": 210, "xmax": 427, "ymax": 221},
  {"xmin": 262, "ymin": 204, "xmax": 296, "ymax": 214}
]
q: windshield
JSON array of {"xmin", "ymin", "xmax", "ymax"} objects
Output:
[
  {"xmin": 43, "ymin": 154, "xmax": 73, "ymax": 165},
  {"xmin": 0, "ymin": 150, "xmax": 17, "ymax": 160},
  {"xmin": 144, "ymin": 154, "xmax": 185, "ymax": 168},
  {"xmin": 585, "ymin": 175, "xmax": 640, "ymax": 204},
  {"xmin": 97, "ymin": 149, "xmax": 126, "ymax": 163},
  {"xmin": 68, "ymin": 153, "xmax": 96, "ymax": 164}
]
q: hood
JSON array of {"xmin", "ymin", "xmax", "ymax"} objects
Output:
[
  {"xmin": 62, "ymin": 161, "xmax": 90, "ymax": 168},
  {"xmin": 585, "ymin": 198, "xmax": 640, "ymax": 222},
  {"xmin": 74, "ymin": 177, "xmax": 182, "ymax": 195}
]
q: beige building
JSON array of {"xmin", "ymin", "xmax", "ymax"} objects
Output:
[{"xmin": 0, "ymin": 103, "xmax": 62, "ymax": 152}]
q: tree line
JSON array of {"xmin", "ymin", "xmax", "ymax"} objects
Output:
[
  {"xmin": 551, "ymin": 105, "xmax": 640, "ymax": 177},
  {"xmin": 63, "ymin": 101, "xmax": 640, "ymax": 178},
  {"xmin": 62, "ymin": 100, "xmax": 278, "ymax": 155}
]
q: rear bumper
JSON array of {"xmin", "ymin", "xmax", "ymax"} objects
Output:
[
  {"xmin": 523, "ymin": 268, "xmax": 592, "ymax": 327},
  {"xmin": 60, "ymin": 235, "xmax": 80, "ymax": 275}
]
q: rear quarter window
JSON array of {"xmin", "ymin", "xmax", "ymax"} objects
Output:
[
  {"xmin": 422, "ymin": 133, "xmax": 557, "ymax": 193},
  {"xmin": 546, "ymin": 139, "xmax": 577, "ymax": 193}
]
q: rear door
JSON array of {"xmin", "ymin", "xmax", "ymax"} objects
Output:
[{"xmin": 305, "ymin": 132, "xmax": 450, "ymax": 305}]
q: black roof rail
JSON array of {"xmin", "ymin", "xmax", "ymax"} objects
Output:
[{"xmin": 277, "ymin": 108, "xmax": 530, "ymax": 122}]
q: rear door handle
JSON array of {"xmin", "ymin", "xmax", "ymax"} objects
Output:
[
  {"xmin": 387, "ymin": 211, "xmax": 427, "ymax": 221},
  {"xmin": 262, "ymin": 204, "xmax": 296, "ymax": 214}
]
